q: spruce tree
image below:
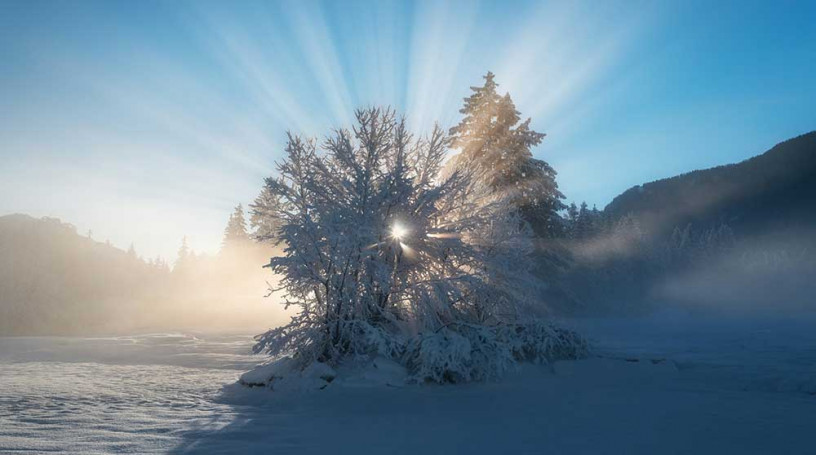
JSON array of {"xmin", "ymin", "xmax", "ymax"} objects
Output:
[
  {"xmin": 566, "ymin": 202, "xmax": 579, "ymax": 236},
  {"xmin": 175, "ymin": 236, "xmax": 191, "ymax": 270},
  {"xmin": 574, "ymin": 202, "xmax": 591, "ymax": 240},
  {"xmin": 250, "ymin": 186, "xmax": 283, "ymax": 243},
  {"xmin": 222, "ymin": 204, "xmax": 250, "ymax": 249},
  {"xmin": 448, "ymin": 72, "xmax": 565, "ymax": 237}
]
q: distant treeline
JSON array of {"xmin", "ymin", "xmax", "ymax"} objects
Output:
[{"xmin": 0, "ymin": 207, "xmax": 284, "ymax": 335}]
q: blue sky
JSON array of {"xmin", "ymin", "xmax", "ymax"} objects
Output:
[{"xmin": 1, "ymin": 0, "xmax": 814, "ymax": 260}]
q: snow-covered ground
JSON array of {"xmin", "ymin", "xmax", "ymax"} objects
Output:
[
  {"xmin": 0, "ymin": 333, "xmax": 259, "ymax": 454},
  {"xmin": 2, "ymin": 312, "xmax": 815, "ymax": 454}
]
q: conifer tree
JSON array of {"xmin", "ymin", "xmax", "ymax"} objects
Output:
[
  {"xmin": 567, "ymin": 202, "xmax": 579, "ymax": 222},
  {"xmin": 574, "ymin": 202, "xmax": 592, "ymax": 239},
  {"xmin": 448, "ymin": 72, "xmax": 565, "ymax": 237},
  {"xmin": 566, "ymin": 202, "xmax": 579, "ymax": 237},
  {"xmin": 222, "ymin": 204, "xmax": 250, "ymax": 249},
  {"xmin": 175, "ymin": 236, "xmax": 191, "ymax": 270},
  {"xmin": 250, "ymin": 187, "xmax": 283, "ymax": 243}
]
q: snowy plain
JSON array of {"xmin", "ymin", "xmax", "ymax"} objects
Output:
[{"xmin": 1, "ymin": 311, "xmax": 815, "ymax": 454}]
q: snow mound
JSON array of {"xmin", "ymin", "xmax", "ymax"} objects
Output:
[
  {"xmin": 238, "ymin": 355, "xmax": 409, "ymax": 392},
  {"xmin": 239, "ymin": 357, "xmax": 337, "ymax": 392}
]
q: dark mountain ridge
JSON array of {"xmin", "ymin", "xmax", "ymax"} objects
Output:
[{"xmin": 605, "ymin": 131, "xmax": 816, "ymax": 241}]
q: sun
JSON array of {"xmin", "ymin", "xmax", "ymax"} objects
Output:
[{"xmin": 391, "ymin": 222, "xmax": 409, "ymax": 240}]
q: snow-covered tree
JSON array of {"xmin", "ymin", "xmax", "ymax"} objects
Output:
[
  {"xmin": 447, "ymin": 72, "xmax": 565, "ymax": 237},
  {"xmin": 250, "ymin": 186, "xmax": 283, "ymax": 243},
  {"xmin": 251, "ymin": 108, "xmax": 578, "ymax": 379},
  {"xmin": 566, "ymin": 203, "xmax": 579, "ymax": 225}
]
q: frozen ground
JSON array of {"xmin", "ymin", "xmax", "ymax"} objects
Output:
[
  {"xmin": 0, "ymin": 333, "xmax": 259, "ymax": 454},
  {"xmin": 1, "ymin": 312, "xmax": 815, "ymax": 454}
]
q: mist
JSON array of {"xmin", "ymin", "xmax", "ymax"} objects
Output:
[
  {"xmin": 544, "ymin": 221, "xmax": 816, "ymax": 320},
  {"xmin": 4, "ymin": 210, "xmax": 816, "ymax": 336},
  {"xmin": 0, "ymin": 213, "xmax": 291, "ymax": 336},
  {"xmin": 653, "ymin": 230, "xmax": 816, "ymax": 316}
]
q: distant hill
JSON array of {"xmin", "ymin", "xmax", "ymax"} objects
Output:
[
  {"xmin": 605, "ymin": 131, "xmax": 816, "ymax": 242},
  {"xmin": 542, "ymin": 132, "xmax": 816, "ymax": 315},
  {"xmin": 0, "ymin": 214, "xmax": 170, "ymax": 335}
]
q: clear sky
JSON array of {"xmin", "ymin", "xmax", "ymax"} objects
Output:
[{"xmin": 1, "ymin": 0, "xmax": 814, "ymax": 261}]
